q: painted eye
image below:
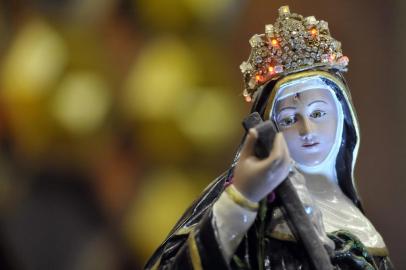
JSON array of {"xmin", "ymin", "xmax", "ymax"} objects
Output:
[
  {"xmin": 279, "ymin": 115, "xmax": 297, "ymax": 127},
  {"xmin": 310, "ymin": 110, "xmax": 326, "ymax": 118}
]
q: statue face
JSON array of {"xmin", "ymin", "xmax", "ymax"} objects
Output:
[{"xmin": 274, "ymin": 88, "xmax": 338, "ymax": 166}]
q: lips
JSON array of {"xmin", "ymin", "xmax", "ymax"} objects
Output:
[{"xmin": 302, "ymin": 142, "xmax": 319, "ymax": 148}]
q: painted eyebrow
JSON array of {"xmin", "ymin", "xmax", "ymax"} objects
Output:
[
  {"xmin": 307, "ymin": 100, "xmax": 328, "ymax": 107},
  {"xmin": 277, "ymin": 106, "xmax": 296, "ymax": 113}
]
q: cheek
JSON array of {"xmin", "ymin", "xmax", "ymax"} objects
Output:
[
  {"xmin": 281, "ymin": 128, "xmax": 297, "ymax": 142},
  {"xmin": 281, "ymin": 129, "xmax": 301, "ymax": 152},
  {"xmin": 318, "ymin": 118, "xmax": 337, "ymax": 143}
]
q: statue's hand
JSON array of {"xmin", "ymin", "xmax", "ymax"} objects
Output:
[{"xmin": 233, "ymin": 129, "xmax": 291, "ymax": 203}]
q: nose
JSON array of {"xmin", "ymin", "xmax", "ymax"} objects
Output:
[{"xmin": 298, "ymin": 116, "xmax": 313, "ymax": 138}]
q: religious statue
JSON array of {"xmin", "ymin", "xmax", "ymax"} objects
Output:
[{"xmin": 144, "ymin": 6, "xmax": 394, "ymax": 270}]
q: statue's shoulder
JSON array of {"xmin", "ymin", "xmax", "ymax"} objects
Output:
[
  {"xmin": 144, "ymin": 169, "xmax": 232, "ymax": 269},
  {"xmin": 168, "ymin": 169, "xmax": 231, "ymax": 235}
]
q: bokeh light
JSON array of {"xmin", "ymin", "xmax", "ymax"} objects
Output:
[{"xmin": 51, "ymin": 71, "xmax": 112, "ymax": 135}]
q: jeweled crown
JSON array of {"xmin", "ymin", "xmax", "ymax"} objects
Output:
[{"xmin": 240, "ymin": 6, "xmax": 349, "ymax": 102}]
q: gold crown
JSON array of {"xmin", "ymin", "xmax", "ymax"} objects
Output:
[{"xmin": 240, "ymin": 6, "xmax": 349, "ymax": 102}]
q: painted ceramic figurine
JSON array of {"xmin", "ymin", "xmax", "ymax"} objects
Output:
[{"xmin": 145, "ymin": 6, "xmax": 394, "ymax": 270}]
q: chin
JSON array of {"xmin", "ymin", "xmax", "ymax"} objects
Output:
[{"xmin": 296, "ymin": 154, "xmax": 324, "ymax": 167}]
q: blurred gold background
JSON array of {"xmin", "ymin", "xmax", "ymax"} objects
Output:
[{"xmin": 0, "ymin": 0, "xmax": 405, "ymax": 269}]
